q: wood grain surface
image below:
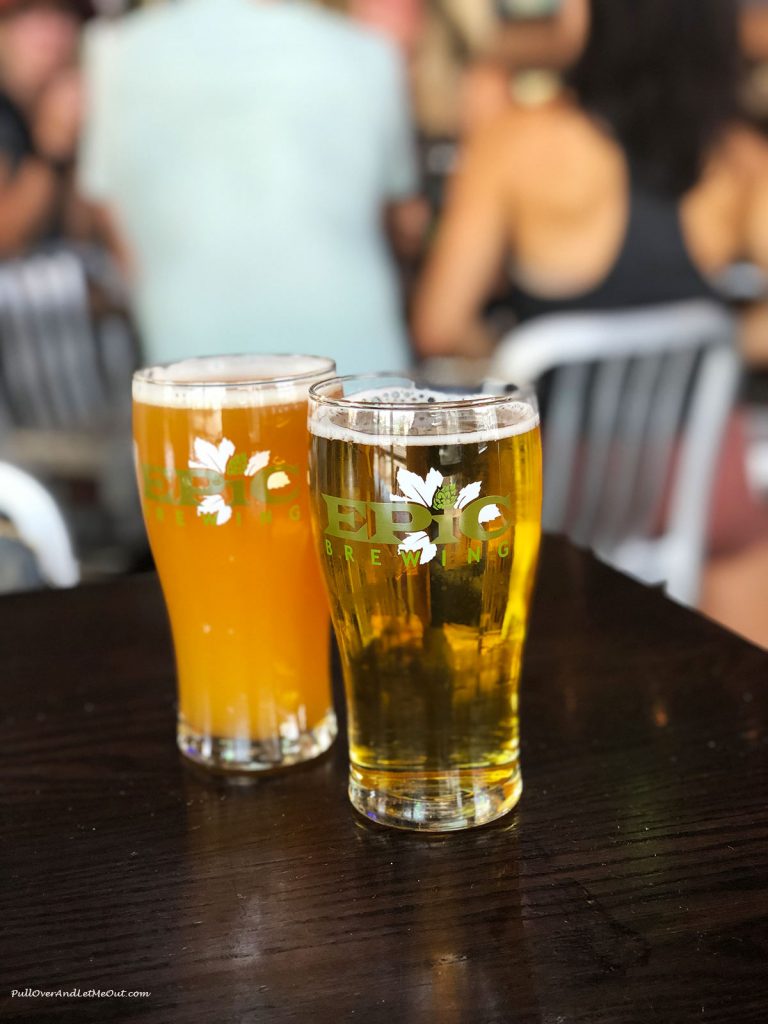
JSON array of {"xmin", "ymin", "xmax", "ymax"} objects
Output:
[{"xmin": 0, "ymin": 536, "xmax": 766, "ymax": 1024}]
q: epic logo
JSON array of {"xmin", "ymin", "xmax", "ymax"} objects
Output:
[
  {"xmin": 320, "ymin": 467, "xmax": 511, "ymax": 568},
  {"xmin": 142, "ymin": 464, "xmax": 298, "ymax": 508},
  {"xmin": 321, "ymin": 494, "xmax": 510, "ymax": 545},
  {"xmin": 141, "ymin": 437, "xmax": 298, "ymax": 527}
]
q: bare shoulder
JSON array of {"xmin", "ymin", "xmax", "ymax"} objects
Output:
[
  {"xmin": 476, "ymin": 100, "xmax": 596, "ymax": 156},
  {"xmin": 710, "ymin": 123, "xmax": 768, "ymax": 181},
  {"xmin": 463, "ymin": 99, "xmax": 615, "ymax": 198}
]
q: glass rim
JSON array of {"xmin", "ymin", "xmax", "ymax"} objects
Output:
[
  {"xmin": 308, "ymin": 372, "xmax": 537, "ymax": 413},
  {"xmin": 132, "ymin": 353, "xmax": 336, "ymax": 391}
]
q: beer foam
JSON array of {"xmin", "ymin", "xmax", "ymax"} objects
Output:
[
  {"xmin": 311, "ymin": 387, "xmax": 539, "ymax": 446},
  {"xmin": 133, "ymin": 354, "xmax": 334, "ymax": 409}
]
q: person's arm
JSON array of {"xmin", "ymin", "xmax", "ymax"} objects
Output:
[
  {"xmin": 386, "ymin": 197, "xmax": 430, "ymax": 263},
  {"xmin": 0, "ymin": 157, "xmax": 65, "ymax": 256},
  {"xmin": 745, "ymin": 164, "xmax": 768, "ymax": 273},
  {"xmin": 725, "ymin": 129, "xmax": 768, "ymax": 365},
  {"xmin": 0, "ymin": 69, "xmax": 81, "ymax": 257},
  {"xmin": 741, "ymin": 1, "xmax": 768, "ymax": 62},
  {"xmin": 412, "ymin": 121, "xmax": 510, "ymax": 356}
]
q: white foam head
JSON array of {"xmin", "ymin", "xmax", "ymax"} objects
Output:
[
  {"xmin": 133, "ymin": 354, "xmax": 335, "ymax": 409},
  {"xmin": 310, "ymin": 385, "xmax": 539, "ymax": 446}
]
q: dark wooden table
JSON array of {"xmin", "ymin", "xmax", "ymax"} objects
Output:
[{"xmin": 1, "ymin": 537, "xmax": 767, "ymax": 1024}]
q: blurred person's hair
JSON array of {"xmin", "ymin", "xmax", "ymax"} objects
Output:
[
  {"xmin": 0, "ymin": 0, "xmax": 92, "ymax": 18},
  {"xmin": 568, "ymin": 0, "xmax": 742, "ymax": 197}
]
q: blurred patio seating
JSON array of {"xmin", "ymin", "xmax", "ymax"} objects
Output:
[
  {"xmin": 490, "ymin": 299, "xmax": 740, "ymax": 606},
  {"xmin": 0, "ymin": 244, "xmax": 144, "ymax": 577}
]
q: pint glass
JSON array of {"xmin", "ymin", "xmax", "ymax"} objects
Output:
[
  {"xmin": 133, "ymin": 354, "xmax": 337, "ymax": 773},
  {"xmin": 309, "ymin": 375, "xmax": 542, "ymax": 831}
]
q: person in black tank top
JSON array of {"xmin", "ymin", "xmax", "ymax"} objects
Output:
[
  {"xmin": 507, "ymin": 167, "xmax": 723, "ymax": 324},
  {"xmin": 413, "ymin": 0, "xmax": 746, "ymax": 355},
  {"xmin": 413, "ymin": 0, "xmax": 768, "ymax": 648}
]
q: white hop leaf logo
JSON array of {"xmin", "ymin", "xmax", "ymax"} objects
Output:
[
  {"xmin": 267, "ymin": 471, "xmax": 291, "ymax": 491},
  {"xmin": 389, "ymin": 467, "xmax": 442, "ymax": 565},
  {"xmin": 399, "ymin": 530, "xmax": 438, "ymax": 566},
  {"xmin": 187, "ymin": 438, "xmax": 287, "ymax": 526},
  {"xmin": 454, "ymin": 480, "xmax": 501, "ymax": 522},
  {"xmin": 391, "ymin": 467, "xmax": 444, "ymax": 508},
  {"xmin": 189, "ymin": 438, "xmax": 235, "ymax": 475},
  {"xmin": 389, "ymin": 465, "xmax": 501, "ymax": 563},
  {"xmin": 455, "ymin": 481, "xmax": 480, "ymax": 510},
  {"xmin": 478, "ymin": 503, "xmax": 502, "ymax": 524},
  {"xmin": 245, "ymin": 451, "xmax": 270, "ymax": 477},
  {"xmin": 197, "ymin": 494, "xmax": 232, "ymax": 526}
]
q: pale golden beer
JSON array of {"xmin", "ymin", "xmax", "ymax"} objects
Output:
[
  {"xmin": 133, "ymin": 354, "xmax": 337, "ymax": 773},
  {"xmin": 309, "ymin": 376, "xmax": 542, "ymax": 831}
]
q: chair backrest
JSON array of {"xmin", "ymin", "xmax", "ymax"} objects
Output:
[
  {"xmin": 490, "ymin": 300, "xmax": 740, "ymax": 604},
  {"xmin": 0, "ymin": 248, "xmax": 139, "ymax": 432},
  {"xmin": 0, "ymin": 461, "xmax": 79, "ymax": 588}
]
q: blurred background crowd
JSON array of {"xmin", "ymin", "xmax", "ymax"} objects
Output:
[{"xmin": 2, "ymin": 0, "xmax": 768, "ymax": 648}]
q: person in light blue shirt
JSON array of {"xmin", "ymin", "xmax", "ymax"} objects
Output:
[{"xmin": 79, "ymin": 0, "xmax": 420, "ymax": 374}]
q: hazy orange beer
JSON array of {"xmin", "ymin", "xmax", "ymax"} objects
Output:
[{"xmin": 132, "ymin": 354, "xmax": 337, "ymax": 773}]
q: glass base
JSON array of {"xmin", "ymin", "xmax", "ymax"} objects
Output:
[
  {"xmin": 349, "ymin": 761, "xmax": 522, "ymax": 833},
  {"xmin": 178, "ymin": 709, "xmax": 337, "ymax": 776}
]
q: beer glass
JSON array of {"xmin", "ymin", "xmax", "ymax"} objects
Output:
[
  {"xmin": 133, "ymin": 354, "xmax": 337, "ymax": 773},
  {"xmin": 308, "ymin": 375, "xmax": 542, "ymax": 831}
]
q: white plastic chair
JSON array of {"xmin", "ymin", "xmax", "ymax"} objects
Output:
[
  {"xmin": 0, "ymin": 462, "xmax": 79, "ymax": 588},
  {"xmin": 490, "ymin": 300, "xmax": 740, "ymax": 605}
]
